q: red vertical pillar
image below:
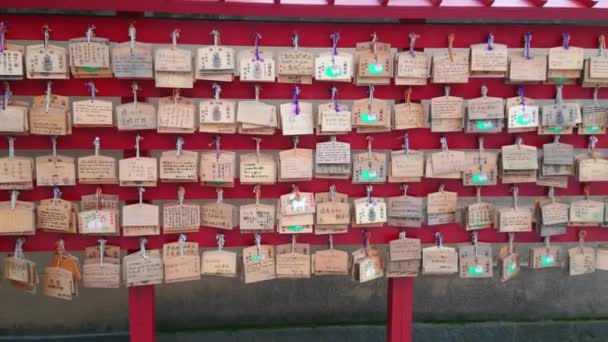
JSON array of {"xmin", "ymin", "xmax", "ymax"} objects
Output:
[
  {"xmin": 129, "ymin": 285, "xmax": 156, "ymax": 342},
  {"xmin": 386, "ymin": 278, "xmax": 414, "ymax": 342}
]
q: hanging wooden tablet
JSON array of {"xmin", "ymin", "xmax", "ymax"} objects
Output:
[
  {"xmin": 529, "ymin": 237, "xmax": 562, "ymax": 269},
  {"xmin": 431, "ymin": 34, "xmax": 469, "ymax": 84},
  {"xmin": 459, "ymin": 232, "xmax": 493, "ymax": 278},
  {"xmin": 160, "ymin": 138, "xmax": 198, "ymax": 182},
  {"xmin": 570, "ymin": 186, "xmax": 604, "ymax": 226},
  {"xmin": 387, "ymin": 185, "xmax": 424, "ymax": 228},
  {"xmin": 201, "ymin": 234, "xmax": 237, "ymax": 277},
  {"xmin": 426, "ymin": 185, "xmax": 457, "ymax": 226},
  {"xmin": 497, "ymin": 186, "xmax": 533, "ymax": 233},
  {"xmin": 68, "ymin": 25, "xmax": 111, "ymax": 78},
  {"xmin": 548, "ymin": 33, "xmax": 584, "ymax": 83},
  {"xmin": 237, "ymin": 85, "xmax": 278, "ymax": 135},
  {"xmin": 313, "ymin": 235, "xmax": 349, "ymax": 275},
  {"xmin": 394, "ymin": 88, "xmax": 425, "ymax": 130},
  {"xmin": 541, "ymin": 136, "xmax": 574, "ymax": 181},
  {"xmin": 78, "ymin": 137, "xmax": 118, "ymax": 184},
  {"xmin": 501, "ymin": 138, "xmax": 538, "ymax": 184},
  {"xmin": 280, "ymin": 85, "xmax": 314, "ymax": 136},
  {"xmin": 428, "ymin": 136, "xmax": 466, "ymax": 179},
  {"xmin": 154, "ymin": 29, "xmax": 193, "ymax": 89},
  {"xmin": 278, "ymin": 185, "xmax": 315, "ymax": 234},
  {"xmin": 82, "ymin": 240, "xmax": 121, "ymax": 288},
  {"xmin": 4, "ymin": 239, "xmax": 38, "ymax": 293},
  {"xmin": 199, "ymin": 137, "xmax": 236, "ymax": 187},
  {"xmin": 111, "ymin": 24, "xmax": 153, "ymax": 79},
  {"xmin": 201, "ymin": 188, "xmax": 237, "ymax": 230},
  {"xmin": 0, "ymin": 191, "xmax": 35, "ymax": 235},
  {"xmin": 508, "ymin": 32, "xmax": 547, "ymax": 83},
  {"xmin": 122, "ymin": 188, "xmax": 160, "ymax": 236},
  {"xmin": 78, "ymin": 188, "xmax": 119, "ymax": 235},
  {"xmin": 315, "ymin": 137, "xmax": 352, "ymax": 179},
  {"xmin": 0, "ymin": 137, "xmax": 34, "ymax": 190},
  {"xmin": 354, "ymin": 33, "xmax": 393, "ymax": 85},
  {"xmin": 389, "ymin": 135, "xmax": 423, "ymax": 183},
  {"xmin": 196, "ymin": 30, "xmax": 234, "ymax": 82},
  {"xmin": 352, "ymin": 137, "xmax": 387, "ymax": 184},
  {"xmin": 506, "ymin": 87, "xmax": 539, "ymax": 133},
  {"xmin": 240, "ymin": 186, "xmax": 275, "ymax": 234},
  {"xmin": 497, "ymin": 234, "xmax": 520, "ymax": 282},
  {"xmin": 569, "ymin": 231, "xmax": 595, "ymax": 276},
  {"xmin": 465, "ymin": 187, "xmax": 494, "ymax": 231},
  {"xmin": 116, "ymin": 82, "xmax": 157, "ymax": 131},
  {"xmin": 276, "ymin": 239, "xmax": 311, "ymax": 279},
  {"xmin": 315, "ymin": 186, "xmax": 350, "ymax": 234},
  {"xmin": 577, "ymin": 136, "xmax": 608, "ymax": 182},
  {"xmin": 539, "ymin": 85, "xmax": 579, "ymax": 135},
  {"xmin": 470, "ymin": 33, "xmax": 507, "ymax": 77},
  {"xmin": 537, "ymin": 187, "xmax": 568, "ymax": 237},
  {"xmin": 596, "ymin": 244, "xmax": 608, "ymax": 271},
  {"xmin": 119, "ymin": 135, "xmax": 158, "ymax": 187},
  {"xmin": 353, "ymin": 186, "xmax": 387, "ymax": 227},
  {"xmin": 279, "ymin": 137, "xmax": 313, "ymax": 182},
  {"xmin": 29, "ymin": 82, "xmax": 70, "ymax": 136},
  {"xmin": 37, "ymin": 187, "xmax": 78, "ymax": 234},
  {"xmin": 351, "ymin": 233, "xmax": 384, "ymax": 283},
  {"xmin": 315, "ymin": 32, "xmax": 353, "ymax": 82},
  {"xmin": 44, "ymin": 241, "xmax": 81, "ymax": 300},
  {"xmin": 72, "ymin": 82, "xmax": 113, "ymax": 127},
  {"xmin": 387, "ymin": 232, "xmax": 421, "ymax": 278},
  {"xmin": 25, "ymin": 25, "xmax": 68, "ymax": 79},
  {"xmin": 243, "ymin": 234, "xmax": 276, "ymax": 284},
  {"xmin": 431, "ymin": 86, "xmax": 463, "ymax": 132},
  {"xmin": 318, "ymin": 87, "xmax": 351, "ymax": 135},
  {"xmin": 351, "ymin": 86, "xmax": 390, "ymax": 129},
  {"xmin": 0, "ymin": 83, "xmax": 29, "ymax": 134},
  {"xmin": 157, "ymin": 91, "xmax": 196, "ymax": 134},
  {"xmin": 239, "ymin": 33, "xmax": 275, "ymax": 82},
  {"xmin": 0, "ymin": 22, "xmax": 24, "ymax": 80},
  {"xmin": 163, "ymin": 186, "xmax": 201, "ymax": 234},
  {"xmin": 579, "ymin": 88, "xmax": 607, "ymax": 135},
  {"xmin": 463, "ymin": 138, "xmax": 498, "ymax": 187},
  {"xmin": 466, "ymin": 86, "xmax": 504, "ymax": 133},
  {"xmin": 395, "ymin": 33, "xmax": 429, "ymax": 86},
  {"xmin": 582, "ymin": 35, "xmax": 608, "ymax": 87},
  {"xmin": 199, "ymin": 83, "xmax": 237, "ymax": 134},
  {"xmin": 35, "ymin": 137, "xmax": 76, "ymax": 187},
  {"xmin": 422, "ymin": 232, "xmax": 458, "ymax": 275},
  {"xmin": 163, "ymin": 235, "xmax": 200, "ymax": 283},
  {"xmin": 277, "ymin": 32, "xmax": 313, "ymax": 84},
  {"xmin": 239, "ymin": 138, "xmax": 277, "ymax": 185},
  {"xmin": 124, "ymin": 239, "xmax": 163, "ymax": 287}
]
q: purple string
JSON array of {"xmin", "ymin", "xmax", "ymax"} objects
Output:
[
  {"xmin": 331, "ymin": 87, "xmax": 340, "ymax": 112},
  {"xmin": 330, "ymin": 32, "xmax": 340, "ymax": 57},
  {"xmin": 517, "ymin": 86, "xmax": 525, "ymax": 107},
  {"xmin": 0, "ymin": 22, "xmax": 7, "ymax": 54},
  {"xmin": 42, "ymin": 26, "xmax": 48, "ymax": 49},
  {"xmin": 292, "ymin": 86, "xmax": 300, "ymax": 115},
  {"xmin": 562, "ymin": 32, "xmax": 570, "ymax": 49},
  {"xmin": 362, "ymin": 230, "xmax": 369, "ymax": 254},
  {"xmin": 408, "ymin": 33, "xmax": 418, "ymax": 57},
  {"xmin": 254, "ymin": 33, "xmax": 262, "ymax": 61},
  {"xmin": 486, "ymin": 33, "xmax": 494, "ymax": 51},
  {"xmin": 524, "ymin": 32, "xmax": 532, "ymax": 60},
  {"xmin": 2, "ymin": 86, "xmax": 10, "ymax": 111},
  {"xmin": 86, "ymin": 82, "xmax": 96, "ymax": 102}
]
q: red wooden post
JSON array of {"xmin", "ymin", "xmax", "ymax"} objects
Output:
[
  {"xmin": 129, "ymin": 285, "xmax": 156, "ymax": 342},
  {"xmin": 387, "ymin": 278, "xmax": 414, "ymax": 342}
]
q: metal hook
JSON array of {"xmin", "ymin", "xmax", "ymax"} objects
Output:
[
  {"xmin": 131, "ymin": 82, "xmax": 139, "ymax": 107},
  {"xmin": 211, "ymin": 29, "xmax": 220, "ymax": 46},
  {"xmin": 171, "ymin": 28, "xmax": 180, "ymax": 49},
  {"xmin": 178, "ymin": 233, "xmax": 187, "ymax": 257},
  {"xmin": 85, "ymin": 24, "xmax": 96, "ymax": 44},
  {"xmin": 139, "ymin": 237, "xmax": 147, "ymax": 259},
  {"xmin": 176, "ymin": 136, "xmax": 184, "ymax": 157},
  {"xmin": 178, "ymin": 186, "xmax": 185, "ymax": 205},
  {"xmin": 216, "ymin": 187, "xmax": 224, "ymax": 204},
  {"xmin": 292, "ymin": 31, "xmax": 299, "ymax": 50},
  {"xmin": 128, "ymin": 23, "xmax": 136, "ymax": 55},
  {"xmin": 135, "ymin": 135, "xmax": 143, "ymax": 160},
  {"xmin": 138, "ymin": 186, "xmax": 145, "ymax": 204},
  {"xmin": 93, "ymin": 137, "xmax": 100, "ymax": 156},
  {"xmin": 212, "ymin": 83, "xmax": 221, "ymax": 101},
  {"xmin": 216, "ymin": 233, "xmax": 225, "ymax": 251}
]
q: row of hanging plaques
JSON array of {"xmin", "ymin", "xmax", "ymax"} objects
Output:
[
  {"xmin": 4, "ymin": 228, "xmax": 605, "ymax": 301},
  {"xmin": 2, "ymin": 22, "xmax": 608, "ymax": 87}
]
